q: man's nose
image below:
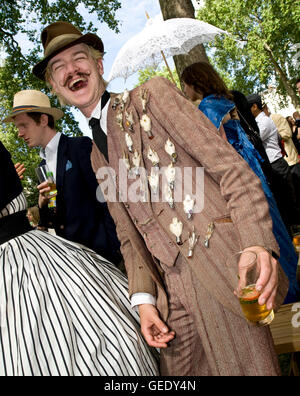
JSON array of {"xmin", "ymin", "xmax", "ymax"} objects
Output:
[
  {"xmin": 65, "ymin": 60, "xmax": 80, "ymax": 76},
  {"xmin": 63, "ymin": 62, "xmax": 80, "ymax": 86}
]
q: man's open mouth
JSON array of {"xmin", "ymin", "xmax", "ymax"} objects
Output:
[{"xmin": 68, "ymin": 77, "xmax": 88, "ymax": 91}]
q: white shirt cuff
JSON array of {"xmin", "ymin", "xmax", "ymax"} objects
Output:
[{"xmin": 131, "ymin": 293, "xmax": 156, "ymax": 311}]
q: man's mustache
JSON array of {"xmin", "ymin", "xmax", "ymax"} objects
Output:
[{"xmin": 63, "ymin": 71, "xmax": 91, "ymax": 87}]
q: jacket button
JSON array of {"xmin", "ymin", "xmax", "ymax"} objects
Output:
[{"xmin": 60, "ymin": 225, "xmax": 64, "ymax": 230}]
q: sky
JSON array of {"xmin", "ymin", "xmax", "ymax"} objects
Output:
[{"xmin": 72, "ymin": 0, "xmax": 201, "ymax": 137}]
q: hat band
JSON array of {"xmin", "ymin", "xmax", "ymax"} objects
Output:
[
  {"xmin": 12, "ymin": 105, "xmax": 45, "ymax": 114},
  {"xmin": 45, "ymin": 33, "xmax": 82, "ymax": 57}
]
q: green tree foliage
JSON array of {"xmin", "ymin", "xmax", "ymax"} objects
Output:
[
  {"xmin": 0, "ymin": 0, "xmax": 121, "ymax": 205},
  {"xmin": 136, "ymin": 66, "xmax": 180, "ymax": 88},
  {"xmin": 196, "ymin": 0, "xmax": 300, "ymax": 107}
]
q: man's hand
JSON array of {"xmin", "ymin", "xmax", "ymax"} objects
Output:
[
  {"xmin": 37, "ymin": 181, "xmax": 52, "ymax": 208},
  {"xmin": 242, "ymin": 246, "xmax": 278, "ymax": 311},
  {"xmin": 138, "ymin": 304, "xmax": 175, "ymax": 348},
  {"xmin": 15, "ymin": 163, "xmax": 26, "ymax": 180}
]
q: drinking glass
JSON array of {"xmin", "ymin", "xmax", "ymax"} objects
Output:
[
  {"xmin": 35, "ymin": 164, "xmax": 57, "ymax": 209},
  {"xmin": 227, "ymin": 250, "xmax": 274, "ymax": 327},
  {"xmin": 291, "ymin": 225, "xmax": 300, "ymax": 254}
]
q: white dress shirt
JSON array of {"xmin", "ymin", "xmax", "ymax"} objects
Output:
[
  {"xmin": 39, "ymin": 132, "xmax": 62, "ymax": 182},
  {"xmin": 87, "ymin": 96, "xmax": 156, "ymax": 310},
  {"xmin": 255, "ymin": 112, "xmax": 282, "ymax": 164}
]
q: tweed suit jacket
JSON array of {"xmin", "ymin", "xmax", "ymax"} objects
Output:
[{"xmin": 91, "ymin": 77, "xmax": 288, "ymax": 321}]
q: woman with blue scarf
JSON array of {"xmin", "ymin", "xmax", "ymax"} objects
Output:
[{"xmin": 181, "ymin": 62, "xmax": 300, "ymax": 303}]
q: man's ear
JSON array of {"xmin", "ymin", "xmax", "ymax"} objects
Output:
[
  {"xmin": 48, "ymin": 74, "xmax": 58, "ymax": 92},
  {"xmin": 40, "ymin": 113, "xmax": 49, "ymax": 127},
  {"xmin": 97, "ymin": 58, "xmax": 104, "ymax": 75}
]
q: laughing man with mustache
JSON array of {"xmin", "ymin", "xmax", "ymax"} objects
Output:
[{"xmin": 32, "ymin": 21, "xmax": 289, "ymax": 376}]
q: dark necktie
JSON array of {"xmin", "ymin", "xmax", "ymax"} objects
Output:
[{"xmin": 89, "ymin": 90, "xmax": 110, "ymax": 161}]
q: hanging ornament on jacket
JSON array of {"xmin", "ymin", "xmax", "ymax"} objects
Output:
[
  {"xmin": 112, "ymin": 95, "xmax": 121, "ymax": 110},
  {"xmin": 147, "ymin": 147, "xmax": 160, "ymax": 169},
  {"xmin": 140, "ymin": 114, "xmax": 154, "ymax": 139},
  {"xmin": 164, "ymin": 185, "xmax": 174, "ymax": 209},
  {"xmin": 183, "ymin": 195, "xmax": 195, "ymax": 220},
  {"xmin": 204, "ymin": 222, "xmax": 215, "ymax": 248},
  {"xmin": 165, "ymin": 138, "xmax": 178, "ymax": 163},
  {"xmin": 187, "ymin": 226, "xmax": 199, "ymax": 258},
  {"xmin": 122, "ymin": 89, "xmax": 130, "ymax": 104},
  {"xmin": 132, "ymin": 150, "xmax": 141, "ymax": 175},
  {"xmin": 148, "ymin": 168, "xmax": 159, "ymax": 195},
  {"xmin": 165, "ymin": 163, "xmax": 176, "ymax": 190},
  {"xmin": 116, "ymin": 111, "xmax": 124, "ymax": 131},
  {"xmin": 125, "ymin": 110, "xmax": 135, "ymax": 132},
  {"xmin": 125, "ymin": 132, "xmax": 133, "ymax": 152},
  {"xmin": 169, "ymin": 217, "xmax": 183, "ymax": 245}
]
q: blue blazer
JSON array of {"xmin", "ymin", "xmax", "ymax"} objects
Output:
[{"xmin": 39, "ymin": 134, "xmax": 122, "ymax": 264}]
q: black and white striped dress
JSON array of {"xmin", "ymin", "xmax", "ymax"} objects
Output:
[{"xmin": 0, "ymin": 193, "xmax": 159, "ymax": 376}]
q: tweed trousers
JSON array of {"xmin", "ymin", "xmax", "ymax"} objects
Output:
[{"xmin": 159, "ymin": 254, "xmax": 281, "ymax": 376}]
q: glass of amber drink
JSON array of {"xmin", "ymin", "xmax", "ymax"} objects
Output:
[
  {"xmin": 35, "ymin": 164, "xmax": 57, "ymax": 209},
  {"xmin": 227, "ymin": 250, "xmax": 274, "ymax": 327},
  {"xmin": 291, "ymin": 225, "xmax": 300, "ymax": 254}
]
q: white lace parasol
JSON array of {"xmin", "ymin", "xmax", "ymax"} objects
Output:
[{"xmin": 107, "ymin": 18, "xmax": 228, "ymax": 82}]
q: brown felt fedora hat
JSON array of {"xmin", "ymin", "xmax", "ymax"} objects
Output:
[
  {"xmin": 3, "ymin": 90, "xmax": 64, "ymax": 123},
  {"xmin": 32, "ymin": 21, "xmax": 104, "ymax": 81}
]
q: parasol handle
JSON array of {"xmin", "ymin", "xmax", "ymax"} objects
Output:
[
  {"xmin": 160, "ymin": 51, "xmax": 177, "ymax": 86},
  {"xmin": 145, "ymin": 11, "xmax": 177, "ymax": 86}
]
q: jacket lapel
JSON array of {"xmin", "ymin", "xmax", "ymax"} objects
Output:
[{"xmin": 56, "ymin": 134, "xmax": 68, "ymax": 189}]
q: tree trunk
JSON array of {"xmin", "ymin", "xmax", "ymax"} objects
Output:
[
  {"xmin": 264, "ymin": 43, "xmax": 300, "ymax": 108},
  {"xmin": 159, "ymin": 0, "xmax": 209, "ymax": 88}
]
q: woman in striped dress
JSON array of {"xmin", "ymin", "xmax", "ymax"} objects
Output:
[{"xmin": 0, "ymin": 141, "xmax": 159, "ymax": 376}]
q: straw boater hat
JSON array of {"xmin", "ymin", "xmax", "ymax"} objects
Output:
[
  {"xmin": 32, "ymin": 21, "xmax": 104, "ymax": 81},
  {"xmin": 3, "ymin": 90, "xmax": 64, "ymax": 123}
]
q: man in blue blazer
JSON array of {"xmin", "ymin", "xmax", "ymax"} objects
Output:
[{"xmin": 4, "ymin": 89, "xmax": 122, "ymax": 265}]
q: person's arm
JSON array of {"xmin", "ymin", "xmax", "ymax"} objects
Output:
[
  {"xmin": 138, "ymin": 304, "xmax": 175, "ymax": 348},
  {"xmin": 257, "ymin": 119, "xmax": 269, "ymax": 143}
]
